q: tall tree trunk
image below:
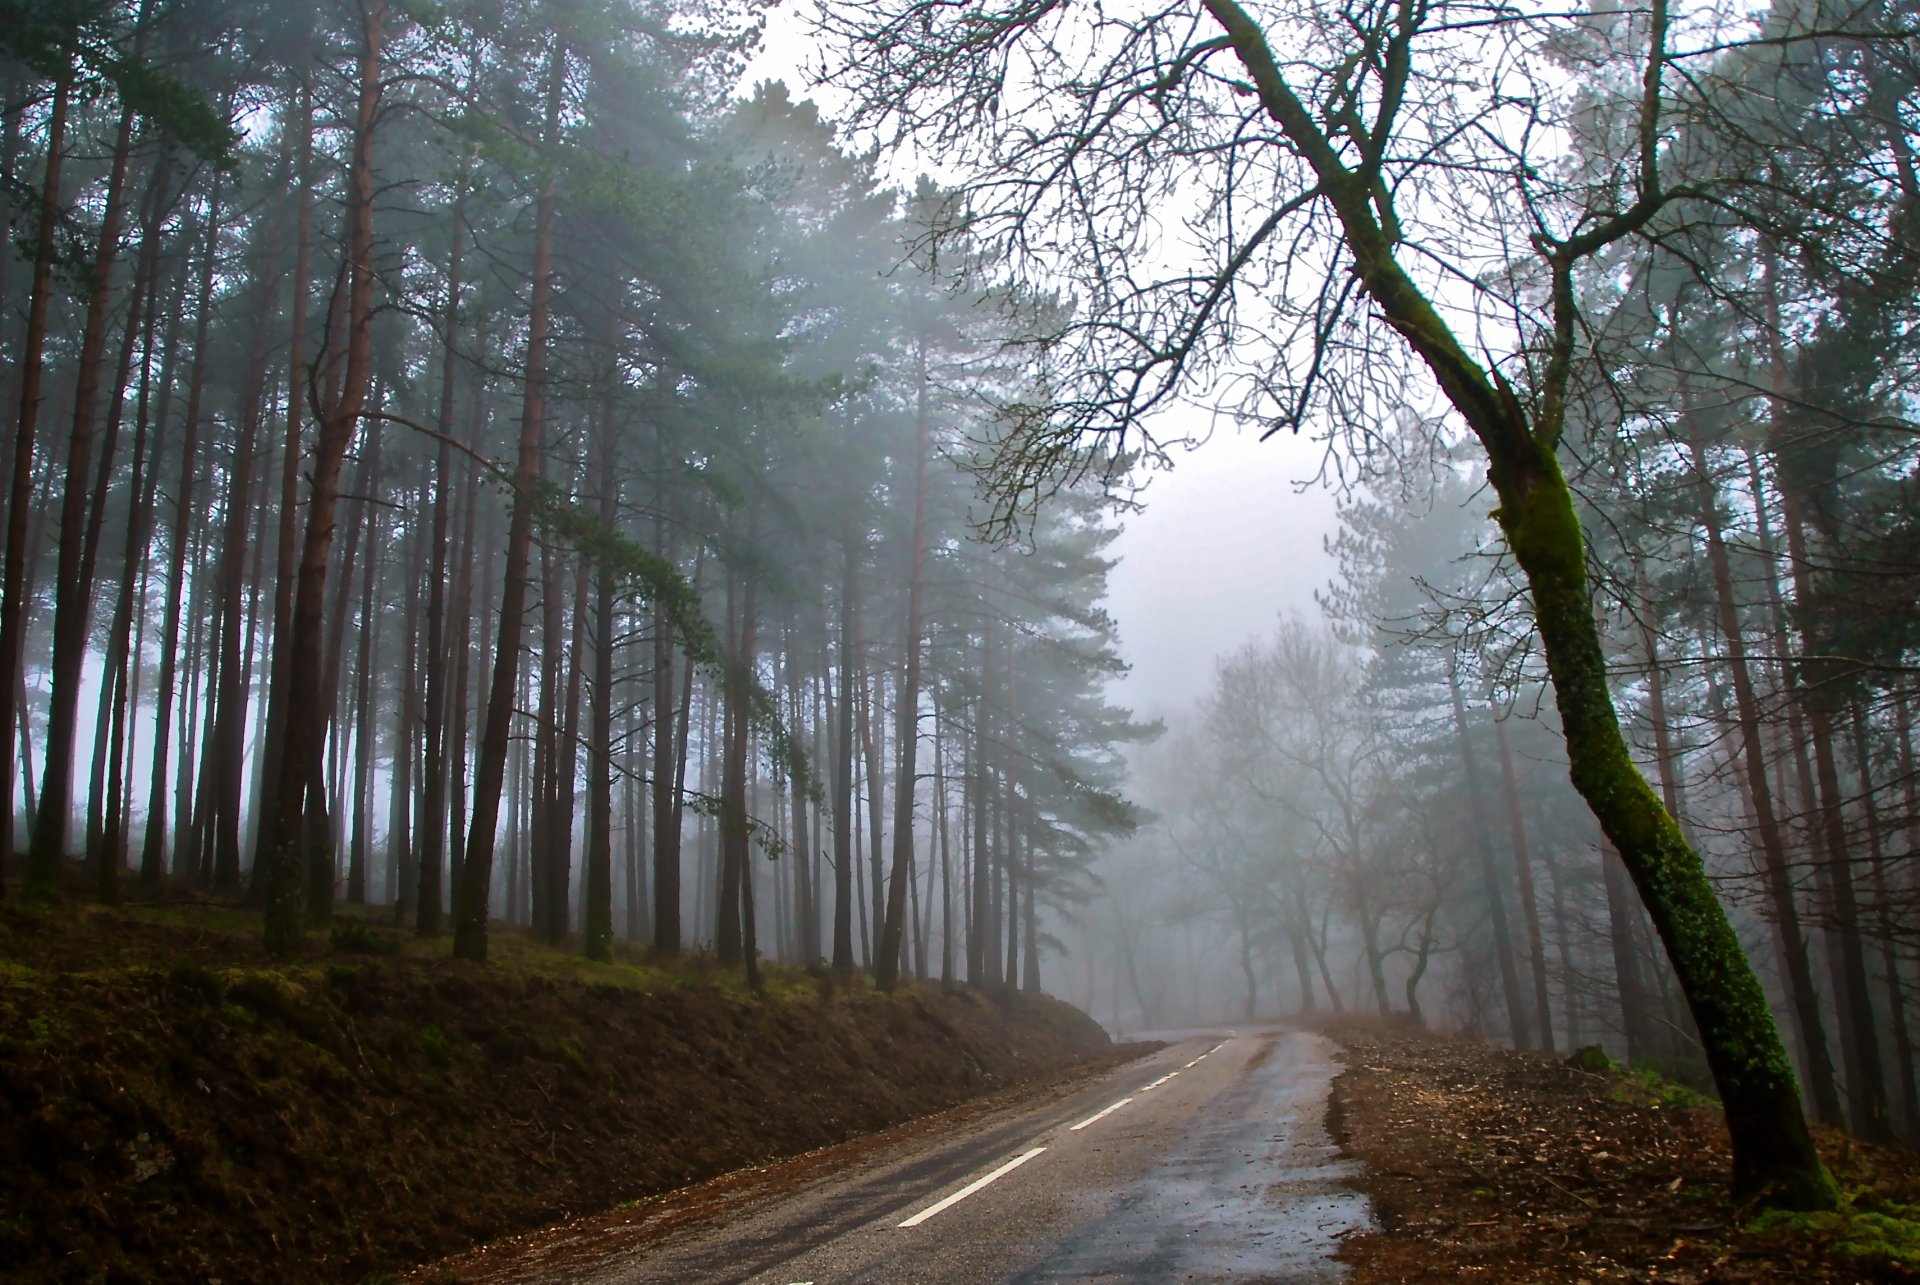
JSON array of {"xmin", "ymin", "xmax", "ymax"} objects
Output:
[
  {"xmin": 550, "ymin": 549, "xmax": 589, "ymax": 943},
  {"xmin": 1495, "ymin": 713, "xmax": 1556, "ymax": 1051},
  {"xmin": 329, "ymin": 435, "xmax": 379, "ymax": 905},
  {"xmin": 717, "ymin": 564, "xmax": 759, "ymax": 968},
  {"xmin": 622, "ymin": 686, "xmax": 647, "ymax": 942},
  {"xmin": 877, "ymin": 343, "xmax": 932, "ymax": 988},
  {"xmin": 347, "ymin": 511, "xmax": 381, "ymax": 907},
  {"xmin": 264, "ymin": 1, "xmax": 386, "ymax": 956},
  {"xmin": 139, "ymin": 178, "xmax": 221, "ymax": 886},
  {"xmin": 585, "ymin": 418, "xmax": 618, "ymax": 961},
  {"xmin": 936, "ymin": 694, "xmax": 954, "ymax": 985},
  {"xmin": 861, "ymin": 657, "xmax": 885, "ymax": 968},
  {"xmin": 785, "ymin": 627, "xmax": 816, "ymax": 965},
  {"xmin": 24, "ymin": 82, "xmax": 127, "ymax": 891},
  {"xmin": 454, "ymin": 36, "xmax": 563, "ymax": 963},
  {"xmin": 1447, "ymin": 663, "xmax": 1531, "ymax": 1048},
  {"xmin": 831, "ymin": 534, "xmax": 859, "ymax": 975},
  {"xmin": 87, "ymin": 158, "xmax": 170, "ymax": 897},
  {"xmin": 388, "ymin": 503, "xmax": 426, "ymax": 920},
  {"xmin": 1685, "ymin": 427, "xmax": 1845, "ymax": 1127},
  {"xmin": 1634, "ymin": 559, "xmax": 1690, "ymax": 831},
  {"xmin": 207, "ymin": 208, "xmax": 285, "ymax": 892},
  {"xmin": 972, "ymin": 629, "xmax": 999, "ymax": 987},
  {"xmin": 651, "ymin": 597, "xmax": 682, "ymax": 957},
  {"xmin": 448, "ymin": 425, "xmax": 483, "ymax": 914},
  {"xmin": 1772, "ymin": 466, "xmax": 1892, "ymax": 1142},
  {"xmin": 1601, "ymin": 840, "xmax": 1655, "ymax": 1064},
  {"xmin": 417, "ymin": 197, "xmax": 466, "ymax": 937},
  {"xmin": 1853, "ymin": 704, "xmax": 1918, "ymax": 1142}
]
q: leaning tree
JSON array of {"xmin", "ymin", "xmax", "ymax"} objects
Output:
[{"xmin": 818, "ymin": 0, "xmax": 1851, "ymax": 1208}]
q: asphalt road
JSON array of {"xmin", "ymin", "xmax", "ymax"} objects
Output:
[{"xmin": 447, "ymin": 1027, "xmax": 1369, "ymax": 1284}]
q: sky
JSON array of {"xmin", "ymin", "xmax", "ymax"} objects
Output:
[
  {"xmin": 741, "ymin": 11, "xmax": 1343, "ymax": 725},
  {"xmin": 1103, "ymin": 416, "xmax": 1338, "ymax": 720}
]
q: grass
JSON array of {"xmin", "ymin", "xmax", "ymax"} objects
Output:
[{"xmin": 39, "ymin": 895, "xmax": 866, "ymax": 1008}]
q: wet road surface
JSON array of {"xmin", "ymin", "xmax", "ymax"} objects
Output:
[{"xmin": 438, "ymin": 1027, "xmax": 1369, "ymax": 1284}]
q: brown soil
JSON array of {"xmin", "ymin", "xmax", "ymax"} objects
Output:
[
  {"xmin": 1318, "ymin": 1017, "xmax": 1920, "ymax": 1283},
  {"xmin": 0, "ymin": 899, "xmax": 1114, "ymax": 1284}
]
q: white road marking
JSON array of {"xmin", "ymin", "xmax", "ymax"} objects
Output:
[
  {"xmin": 897, "ymin": 1147, "xmax": 1047, "ymax": 1228},
  {"xmin": 1068, "ymin": 1096, "xmax": 1134, "ymax": 1131},
  {"xmin": 1140, "ymin": 1071, "xmax": 1178, "ymax": 1091},
  {"xmin": 1184, "ymin": 1040, "xmax": 1225, "ymax": 1068}
]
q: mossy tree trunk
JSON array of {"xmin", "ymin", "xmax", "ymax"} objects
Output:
[{"xmin": 1199, "ymin": 0, "xmax": 1838, "ymax": 1210}]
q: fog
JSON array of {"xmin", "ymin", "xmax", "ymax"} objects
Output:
[{"xmin": 4, "ymin": 0, "xmax": 1918, "ymax": 1156}]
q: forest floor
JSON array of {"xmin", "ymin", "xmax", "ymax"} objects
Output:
[
  {"xmin": 0, "ymin": 891, "xmax": 1118, "ymax": 1284},
  {"xmin": 1319, "ymin": 1016, "xmax": 1920, "ymax": 1283}
]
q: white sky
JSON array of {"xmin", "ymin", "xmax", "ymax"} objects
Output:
[
  {"xmin": 742, "ymin": 12, "xmax": 1341, "ymax": 723},
  {"xmin": 1104, "ymin": 413, "xmax": 1337, "ymax": 719}
]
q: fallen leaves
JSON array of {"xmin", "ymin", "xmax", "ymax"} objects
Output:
[{"xmin": 1316, "ymin": 1017, "xmax": 1920, "ymax": 1284}]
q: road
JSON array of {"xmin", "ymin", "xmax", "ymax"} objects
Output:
[{"xmin": 434, "ymin": 1027, "xmax": 1369, "ymax": 1284}]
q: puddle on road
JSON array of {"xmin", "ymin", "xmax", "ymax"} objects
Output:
[{"xmin": 1009, "ymin": 1030, "xmax": 1371, "ymax": 1283}]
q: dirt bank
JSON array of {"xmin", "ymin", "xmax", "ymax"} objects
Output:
[
  {"xmin": 0, "ymin": 901, "xmax": 1113, "ymax": 1284},
  {"xmin": 1318, "ymin": 1017, "xmax": 1920, "ymax": 1283}
]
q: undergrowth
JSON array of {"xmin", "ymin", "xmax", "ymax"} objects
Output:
[{"xmin": 1748, "ymin": 1197, "xmax": 1920, "ymax": 1275}]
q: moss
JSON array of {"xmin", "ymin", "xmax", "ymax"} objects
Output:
[
  {"xmin": 324, "ymin": 963, "xmax": 364, "ymax": 989},
  {"xmin": 330, "ymin": 923, "xmax": 403, "ymax": 956},
  {"xmin": 1485, "ymin": 433, "xmax": 1836, "ymax": 1211},
  {"xmin": 1565, "ymin": 1045, "xmax": 1617, "ymax": 1074},
  {"xmin": 1609, "ymin": 1066, "xmax": 1707, "ymax": 1111},
  {"xmin": 167, "ymin": 961, "xmax": 227, "ymax": 1005},
  {"xmin": 24, "ymin": 1011, "xmax": 73, "ymax": 1049},
  {"xmin": 1748, "ymin": 1199, "xmax": 1920, "ymax": 1273},
  {"xmin": 418, "ymin": 1025, "xmax": 454, "ymax": 1070}
]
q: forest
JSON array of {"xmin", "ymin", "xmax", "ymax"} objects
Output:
[
  {"xmin": 0, "ymin": 0, "xmax": 1155, "ymax": 991},
  {"xmin": 5, "ymin": 0, "xmax": 1920, "ymax": 1255}
]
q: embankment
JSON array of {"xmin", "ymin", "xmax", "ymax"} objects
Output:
[{"xmin": 0, "ymin": 902, "xmax": 1112, "ymax": 1283}]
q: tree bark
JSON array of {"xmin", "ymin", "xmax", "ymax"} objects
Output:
[
  {"xmin": 264, "ymin": 1, "xmax": 387, "ymax": 956},
  {"xmin": 585, "ymin": 414, "xmax": 619, "ymax": 962},
  {"xmin": 5, "ymin": 71, "xmax": 72, "ymax": 888},
  {"xmin": 1685, "ymin": 427, "xmax": 1844, "ymax": 1127},
  {"xmin": 388, "ymin": 499, "xmax": 426, "ymax": 919},
  {"xmin": 417, "ymin": 196, "xmax": 466, "ymax": 937},
  {"xmin": 255, "ymin": 56, "xmax": 315, "ymax": 876},
  {"xmin": 88, "ymin": 157, "xmax": 170, "ymax": 897},
  {"xmin": 831, "ymin": 534, "xmax": 859, "ymax": 975},
  {"xmin": 877, "ymin": 334, "xmax": 933, "ymax": 989},
  {"xmin": 454, "ymin": 36, "xmax": 563, "ymax": 963},
  {"xmin": 1771, "ymin": 460, "xmax": 1892, "ymax": 1142},
  {"xmin": 206, "ymin": 204, "xmax": 285, "ymax": 891},
  {"xmin": 716, "ymin": 564, "xmax": 760, "ymax": 967},
  {"xmin": 1495, "ymin": 713, "xmax": 1556, "ymax": 1051},
  {"xmin": 1201, "ymin": 0, "xmax": 1832, "ymax": 1203},
  {"xmin": 1447, "ymin": 663, "xmax": 1531, "ymax": 1048}
]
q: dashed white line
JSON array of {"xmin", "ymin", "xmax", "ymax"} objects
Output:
[
  {"xmin": 1068, "ymin": 1096, "xmax": 1134, "ymax": 1131},
  {"xmin": 1140, "ymin": 1071, "xmax": 1178, "ymax": 1091},
  {"xmin": 1184, "ymin": 1040, "xmax": 1225, "ymax": 1068},
  {"xmin": 897, "ymin": 1147, "xmax": 1047, "ymax": 1228}
]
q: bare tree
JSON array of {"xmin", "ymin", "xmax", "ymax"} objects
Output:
[{"xmin": 821, "ymin": 0, "xmax": 1836, "ymax": 1206}]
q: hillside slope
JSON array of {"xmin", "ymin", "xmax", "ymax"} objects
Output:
[{"xmin": 0, "ymin": 903, "xmax": 1112, "ymax": 1284}]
